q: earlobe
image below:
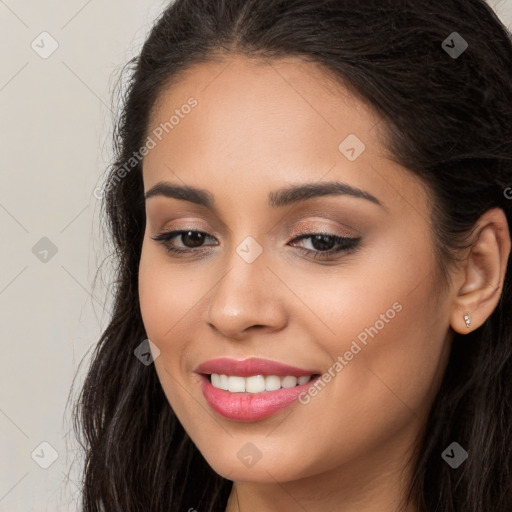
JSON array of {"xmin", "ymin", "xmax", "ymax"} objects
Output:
[
  {"xmin": 451, "ymin": 310, "xmax": 474, "ymax": 334},
  {"xmin": 450, "ymin": 208, "xmax": 511, "ymax": 334}
]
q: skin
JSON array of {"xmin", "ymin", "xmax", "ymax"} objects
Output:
[{"xmin": 138, "ymin": 54, "xmax": 510, "ymax": 512}]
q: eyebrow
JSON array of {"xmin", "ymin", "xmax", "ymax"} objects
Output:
[{"xmin": 144, "ymin": 180, "xmax": 384, "ymax": 209}]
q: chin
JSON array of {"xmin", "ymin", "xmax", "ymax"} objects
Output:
[{"xmin": 200, "ymin": 443, "xmax": 312, "ymax": 483}]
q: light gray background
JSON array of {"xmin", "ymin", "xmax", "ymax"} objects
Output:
[{"xmin": 1, "ymin": 1, "xmax": 511, "ymax": 511}]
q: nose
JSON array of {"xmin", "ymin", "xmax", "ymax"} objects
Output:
[{"xmin": 203, "ymin": 249, "xmax": 288, "ymax": 340}]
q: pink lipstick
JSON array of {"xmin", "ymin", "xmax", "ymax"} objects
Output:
[{"xmin": 195, "ymin": 357, "xmax": 321, "ymax": 422}]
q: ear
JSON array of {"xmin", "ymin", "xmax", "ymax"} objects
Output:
[{"xmin": 450, "ymin": 208, "xmax": 511, "ymax": 334}]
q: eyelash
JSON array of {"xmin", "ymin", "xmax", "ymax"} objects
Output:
[{"xmin": 151, "ymin": 228, "xmax": 361, "ymax": 261}]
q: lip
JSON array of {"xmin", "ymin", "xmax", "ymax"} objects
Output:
[
  {"xmin": 195, "ymin": 357, "xmax": 321, "ymax": 422},
  {"xmin": 195, "ymin": 357, "xmax": 318, "ymax": 377}
]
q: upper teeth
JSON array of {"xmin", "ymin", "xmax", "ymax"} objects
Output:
[{"xmin": 210, "ymin": 374, "xmax": 312, "ymax": 393}]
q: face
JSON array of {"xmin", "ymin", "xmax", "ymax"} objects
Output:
[{"xmin": 138, "ymin": 55, "xmax": 453, "ymax": 485}]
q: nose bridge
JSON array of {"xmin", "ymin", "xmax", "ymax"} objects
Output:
[{"xmin": 204, "ymin": 230, "xmax": 287, "ymax": 337}]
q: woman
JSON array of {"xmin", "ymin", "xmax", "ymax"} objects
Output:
[{"xmin": 73, "ymin": 1, "xmax": 512, "ymax": 510}]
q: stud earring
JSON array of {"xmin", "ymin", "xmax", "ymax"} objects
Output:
[{"xmin": 464, "ymin": 314, "xmax": 471, "ymax": 328}]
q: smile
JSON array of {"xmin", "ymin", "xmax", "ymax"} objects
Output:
[{"xmin": 195, "ymin": 358, "xmax": 321, "ymax": 422}]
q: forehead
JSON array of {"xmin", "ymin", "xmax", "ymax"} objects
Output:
[
  {"xmin": 146, "ymin": 54, "xmax": 381, "ymax": 156},
  {"xmin": 142, "ymin": 54, "xmax": 429, "ymax": 216}
]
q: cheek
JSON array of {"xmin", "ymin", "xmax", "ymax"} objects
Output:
[
  {"xmin": 270, "ymin": 279, "xmax": 448, "ymax": 480},
  {"xmin": 297, "ymin": 231, "xmax": 448, "ymax": 437},
  {"xmin": 138, "ymin": 245, "xmax": 204, "ymax": 346},
  {"xmin": 354, "ymin": 241, "xmax": 445, "ymax": 388},
  {"xmin": 138, "ymin": 245, "xmax": 208, "ymax": 424}
]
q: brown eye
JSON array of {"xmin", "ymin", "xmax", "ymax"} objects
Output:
[
  {"xmin": 177, "ymin": 231, "xmax": 207, "ymax": 248},
  {"xmin": 151, "ymin": 230, "xmax": 218, "ymax": 255},
  {"xmin": 289, "ymin": 233, "xmax": 361, "ymax": 260}
]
